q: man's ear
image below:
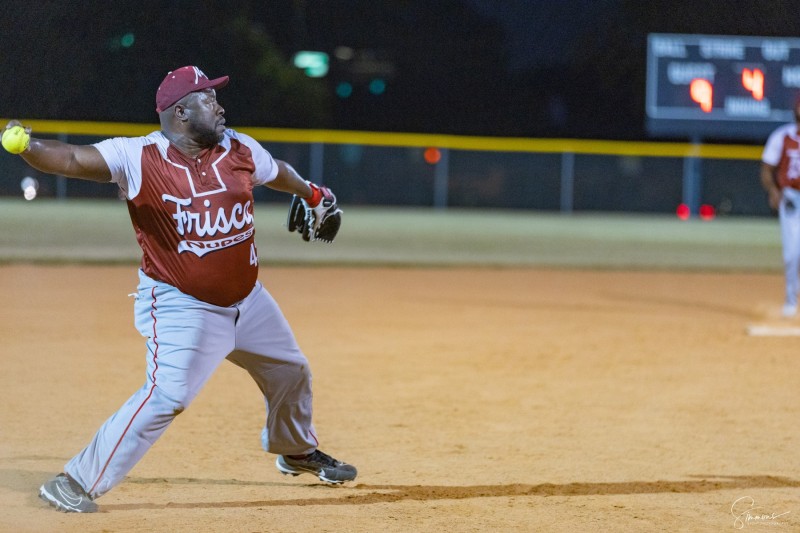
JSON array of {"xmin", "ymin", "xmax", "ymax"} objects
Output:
[{"xmin": 174, "ymin": 104, "xmax": 188, "ymax": 122}]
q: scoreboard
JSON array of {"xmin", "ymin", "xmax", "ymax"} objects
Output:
[{"xmin": 646, "ymin": 33, "xmax": 800, "ymax": 140}]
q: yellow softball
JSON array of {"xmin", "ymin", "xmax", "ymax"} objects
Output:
[{"xmin": 2, "ymin": 125, "xmax": 30, "ymax": 154}]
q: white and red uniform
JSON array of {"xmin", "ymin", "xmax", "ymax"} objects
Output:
[
  {"xmin": 763, "ymin": 123, "xmax": 800, "ymax": 310},
  {"xmin": 119, "ymin": 129, "xmax": 272, "ymax": 305},
  {"xmin": 64, "ymin": 129, "xmax": 319, "ymax": 498}
]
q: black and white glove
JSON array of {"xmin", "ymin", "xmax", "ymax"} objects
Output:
[{"xmin": 287, "ymin": 182, "xmax": 342, "ymax": 243}]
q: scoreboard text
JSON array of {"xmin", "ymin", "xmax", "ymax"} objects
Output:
[{"xmin": 646, "ymin": 33, "xmax": 800, "ymax": 140}]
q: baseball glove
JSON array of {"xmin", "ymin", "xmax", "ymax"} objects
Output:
[{"xmin": 287, "ymin": 184, "xmax": 342, "ymax": 243}]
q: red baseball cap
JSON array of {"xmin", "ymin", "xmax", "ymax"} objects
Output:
[{"xmin": 155, "ymin": 66, "xmax": 229, "ymax": 113}]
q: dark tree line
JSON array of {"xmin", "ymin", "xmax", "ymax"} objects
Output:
[{"xmin": 1, "ymin": 0, "xmax": 799, "ymax": 140}]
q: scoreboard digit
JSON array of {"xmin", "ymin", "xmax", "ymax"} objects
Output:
[{"xmin": 646, "ymin": 33, "xmax": 800, "ymax": 140}]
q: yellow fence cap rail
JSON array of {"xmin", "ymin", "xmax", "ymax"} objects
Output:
[{"xmin": 1, "ymin": 118, "xmax": 763, "ymax": 160}]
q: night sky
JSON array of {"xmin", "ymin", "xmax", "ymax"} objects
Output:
[{"xmin": 1, "ymin": 0, "xmax": 799, "ymax": 141}]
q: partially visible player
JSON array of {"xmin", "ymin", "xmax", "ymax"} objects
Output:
[
  {"xmin": 3, "ymin": 65, "xmax": 355, "ymax": 513},
  {"xmin": 761, "ymin": 95, "xmax": 800, "ymax": 317}
]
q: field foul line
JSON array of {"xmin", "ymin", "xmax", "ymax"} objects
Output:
[{"xmin": 746, "ymin": 325, "xmax": 800, "ymax": 336}]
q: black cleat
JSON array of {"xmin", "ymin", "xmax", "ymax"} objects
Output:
[{"xmin": 276, "ymin": 449, "xmax": 357, "ymax": 484}]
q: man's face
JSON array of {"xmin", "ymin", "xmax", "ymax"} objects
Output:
[{"xmin": 182, "ymin": 89, "xmax": 226, "ymax": 146}]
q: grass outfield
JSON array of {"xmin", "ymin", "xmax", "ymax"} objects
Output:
[{"xmin": 0, "ymin": 198, "xmax": 783, "ymax": 271}]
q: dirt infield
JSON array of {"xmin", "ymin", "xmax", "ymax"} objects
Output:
[{"xmin": 1, "ymin": 264, "xmax": 799, "ymax": 532}]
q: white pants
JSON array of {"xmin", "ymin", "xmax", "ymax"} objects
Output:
[
  {"xmin": 780, "ymin": 188, "xmax": 800, "ymax": 307},
  {"xmin": 65, "ymin": 270, "xmax": 318, "ymax": 498}
]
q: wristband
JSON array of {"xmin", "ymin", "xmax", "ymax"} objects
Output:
[{"xmin": 305, "ymin": 183, "xmax": 323, "ymax": 208}]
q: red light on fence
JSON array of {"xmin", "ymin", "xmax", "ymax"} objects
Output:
[
  {"xmin": 424, "ymin": 147, "xmax": 442, "ymax": 164},
  {"xmin": 690, "ymin": 78, "xmax": 713, "ymax": 113},
  {"xmin": 699, "ymin": 204, "xmax": 716, "ymax": 221},
  {"xmin": 676, "ymin": 203, "xmax": 691, "ymax": 220},
  {"xmin": 742, "ymin": 68, "xmax": 764, "ymax": 101}
]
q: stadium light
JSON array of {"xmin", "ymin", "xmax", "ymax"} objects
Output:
[{"xmin": 293, "ymin": 51, "xmax": 329, "ymax": 78}]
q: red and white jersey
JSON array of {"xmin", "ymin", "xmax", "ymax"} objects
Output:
[
  {"xmin": 763, "ymin": 123, "xmax": 800, "ymax": 190},
  {"xmin": 94, "ymin": 129, "xmax": 279, "ymax": 306}
]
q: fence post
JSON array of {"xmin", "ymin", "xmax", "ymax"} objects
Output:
[
  {"xmin": 433, "ymin": 148, "xmax": 449, "ymax": 209},
  {"xmin": 560, "ymin": 151, "xmax": 575, "ymax": 213},
  {"xmin": 682, "ymin": 137, "xmax": 702, "ymax": 216}
]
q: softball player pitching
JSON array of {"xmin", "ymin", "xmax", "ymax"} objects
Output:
[
  {"xmin": 3, "ymin": 66, "xmax": 354, "ymax": 513},
  {"xmin": 761, "ymin": 95, "xmax": 800, "ymax": 317}
]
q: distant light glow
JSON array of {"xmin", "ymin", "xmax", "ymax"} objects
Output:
[
  {"xmin": 368, "ymin": 78, "xmax": 386, "ymax": 95},
  {"xmin": 423, "ymin": 147, "xmax": 441, "ymax": 164},
  {"xmin": 676, "ymin": 203, "xmax": 691, "ymax": 220},
  {"xmin": 120, "ymin": 33, "xmax": 135, "ymax": 48},
  {"xmin": 335, "ymin": 82, "xmax": 353, "ymax": 98},
  {"xmin": 21, "ymin": 176, "xmax": 38, "ymax": 200},
  {"xmin": 699, "ymin": 204, "xmax": 716, "ymax": 220},
  {"xmin": 293, "ymin": 51, "xmax": 329, "ymax": 78},
  {"xmin": 334, "ymin": 46, "xmax": 354, "ymax": 61}
]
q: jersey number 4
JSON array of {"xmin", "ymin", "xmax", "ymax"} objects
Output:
[{"xmin": 250, "ymin": 243, "xmax": 258, "ymax": 266}]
